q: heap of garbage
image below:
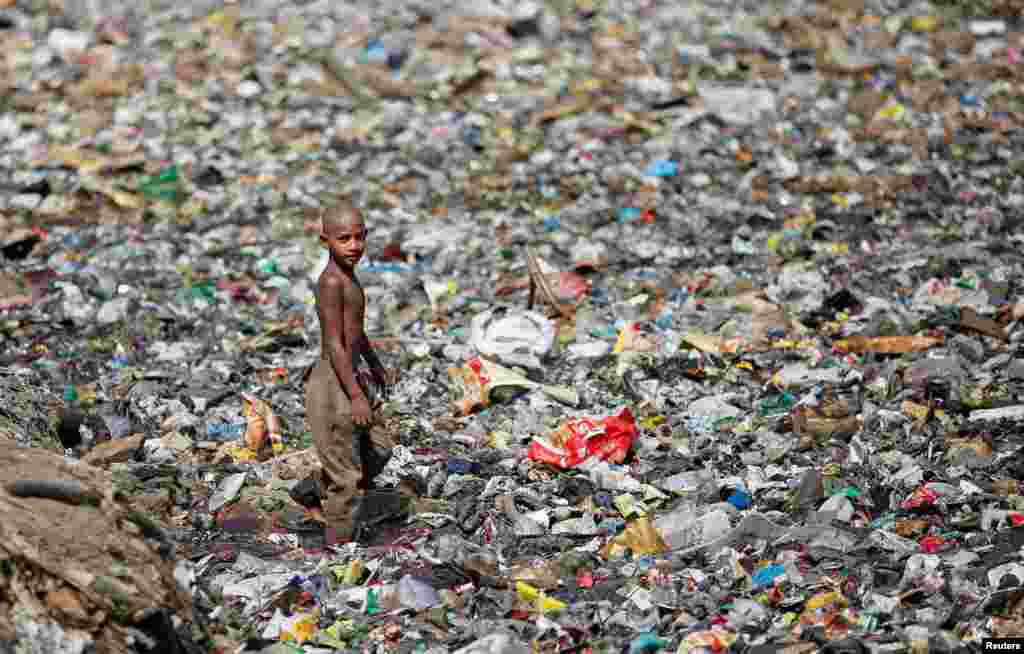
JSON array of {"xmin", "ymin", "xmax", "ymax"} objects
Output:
[{"xmin": 3, "ymin": 0, "xmax": 1024, "ymax": 651}]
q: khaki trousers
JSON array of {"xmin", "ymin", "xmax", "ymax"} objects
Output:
[{"xmin": 304, "ymin": 359, "xmax": 393, "ymax": 538}]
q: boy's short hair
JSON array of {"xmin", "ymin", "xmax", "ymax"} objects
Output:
[{"xmin": 321, "ymin": 198, "xmax": 363, "ymax": 231}]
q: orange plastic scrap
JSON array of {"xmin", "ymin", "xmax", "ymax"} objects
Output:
[
  {"xmin": 242, "ymin": 393, "xmax": 284, "ymax": 455},
  {"xmin": 833, "ymin": 335, "xmax": 943, "ymax": 354}
]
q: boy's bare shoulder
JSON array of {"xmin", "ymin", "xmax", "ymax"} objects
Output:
[
  {"xmin": 318, "ymin": 268, "xmax": 344, "ymax": 292},
  {"xmin": 318, "ymin": 268, "xmax": 360, "ymax": 302}
]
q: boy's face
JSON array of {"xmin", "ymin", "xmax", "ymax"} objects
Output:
[{"xmin": 320, "ymin": 213, "xmax": 367, "ymax": 270}]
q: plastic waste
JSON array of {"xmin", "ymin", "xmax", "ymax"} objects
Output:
[
  {"xmin": 469, "ymin": 308, "xmax": 556, "ymax": 369},
  {"xmin": 528, "ymin": 406, "xmax": 637, "ymax": 469},
  {"xmin": 448, "ymin": 356, "xmax": 578, "ymax": 416}
]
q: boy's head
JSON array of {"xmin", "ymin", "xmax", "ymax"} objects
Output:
[{"xmin": 319, "ymin": 199, "xmax": 367, "ymax": 270}]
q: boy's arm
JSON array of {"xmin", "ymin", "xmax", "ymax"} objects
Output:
[
  {"xmin": 359, "ymin": 334, "xmax": 385, "ymax": 374},
  {"xmin": 360, "ymin": 334, "xmax": 390, "ymax": 398},
  {"xmin": 319, "ymin": 276, "xmax": 372, "ymax": 423}
]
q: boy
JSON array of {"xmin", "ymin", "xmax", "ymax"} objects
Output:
[{"xmin": 303, "ymin": 199, "xmax": 395, "ymax": 542}]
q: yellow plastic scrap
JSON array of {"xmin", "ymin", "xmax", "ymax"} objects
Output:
[
  {"xmin": 910, "ymin": 16, "xmax": 939, "ymax": 32},
  {"xmin": 901, "ymin": 400, "xmax": 946, "ymax": 420},
  {"xmin": 805, "ymin": 591, "xmax": 847, "ymax": 611},
  {"xmin": 875, "ymin": 103, "xmax": 907, "ymax": 121},
  {"xmin": 280, "ymin": 611, "xmax": 318, "ymax": 645},
  {"xmin": 515, "ymin": 582, "xmax": 567, "ymax": 613},
  {"xmin": 613, "ymin": 327, "xmax": 629, "ymax": 354},
  {"xmin": 784, "ymin": 210, "xmax": 816, "ymax": 230},
  {"xmin": 204, "ymin": 9, "xmax": 240, "ymax": 39},
  {"xmin": 226, "ymin": 446, "xmax": 258, "ymax": 462},
  {"xmin": 639, "ymin": 415, "xmax": 665, "ymax": 430},
  {"xmin": 818, "ymin": 241, "xmax": 851, "ymax": 255}
]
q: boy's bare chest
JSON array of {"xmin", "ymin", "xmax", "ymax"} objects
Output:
[{"xmin": 341, "ymin": 281, "xmax": 365, "ymax": 319}]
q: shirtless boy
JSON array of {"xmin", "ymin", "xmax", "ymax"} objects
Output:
[{"xmin": 304, "ymin": 200, "xmax": 392, "ymax": 542}]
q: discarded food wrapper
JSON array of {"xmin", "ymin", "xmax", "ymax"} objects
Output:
[
  {"xmin": 242, "ymin": 393, "xmax": 284, "ymax": 455},
  {"xmin": 448, "ymin": 356, "xmax": 578, "ymax": 416},
  {"xmin": 528, "ymin": 406, "xmax": 637, "ymax": 469},
  {"xmin": 470, "ymin": 307, "xmax": 556, "ymax": 369}
]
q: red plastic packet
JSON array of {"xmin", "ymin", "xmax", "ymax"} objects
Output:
[{"xmin": 528, "ymin": 407, "xmax": 637, "ymax": 469}]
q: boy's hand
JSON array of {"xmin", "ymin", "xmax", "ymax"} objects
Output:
[
  {"xmin": 373, "ymin": 367, "xmax": 400, "ymax": 400},
  {"xmin": 352, "ymin": 395, "xmax": 373, "ymax": 426},
  {"xmin": 371, "ymin": 366, "xmax": 389, "ymax": 400}
]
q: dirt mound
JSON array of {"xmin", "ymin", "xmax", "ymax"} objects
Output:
[{"xmin": 0, "ymin": 444, "xmax": 198, "ymax": 653}]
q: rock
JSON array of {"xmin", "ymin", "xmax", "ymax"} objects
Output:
[{"xmin": 82, "ymin": 434, "xmax": 145, "ymax": 466}]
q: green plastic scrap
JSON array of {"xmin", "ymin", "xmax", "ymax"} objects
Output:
[{"xmin": 138, "ymin": 165, "xmax": 185, "ymax": 203}]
